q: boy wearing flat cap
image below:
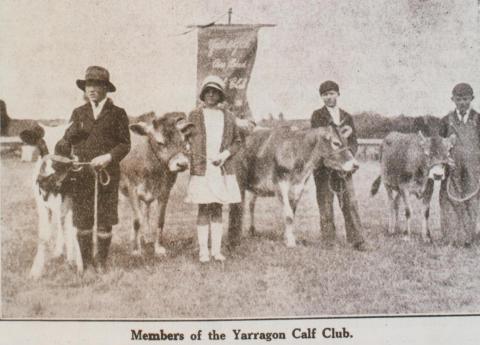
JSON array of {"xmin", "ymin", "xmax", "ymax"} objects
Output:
[
  {"xmin": 439, "ymin": 83, "xmax": 480, "ymax": 246},
  {"xmin": 311, "ymin": 80, "xmax": 367, "ymax": 251},
  {"xmin": 63, "ymin": 66, "xmax": 131, "ymax": 272}
]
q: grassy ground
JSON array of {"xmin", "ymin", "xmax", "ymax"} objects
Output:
[{"xmin": 1, "ymin": 158, "xmax": 479, "ymax": 318}]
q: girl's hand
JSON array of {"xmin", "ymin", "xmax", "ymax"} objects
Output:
[
  {"xmin": 211, "ymin": 150, "xmax": 231, "ymax": 166},
  {"xmin": 236, "ymin": 118, "xmax": 256, "ymax": 131}
]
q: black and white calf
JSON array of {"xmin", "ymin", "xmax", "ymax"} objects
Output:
[{"xmin": 20, "ymin": 123, "xmax": 85, "ymax": 279}]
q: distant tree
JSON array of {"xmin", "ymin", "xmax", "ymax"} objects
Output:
[
  {"xmin": 0, "ymin": 100, "xmax": 11, "ymax": 136},
  {"xmin": 412, "ymin": 115, "xmax": 442, "ymax": 136},
  {"xmin": 278, "ymin": 112, "xmax": 285, "ymax": 121}
]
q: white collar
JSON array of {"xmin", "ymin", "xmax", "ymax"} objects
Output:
[
  {"xmin": 326, "ymin": 105, "xmax": 341, "ymax": 124},
  {"xmin": 90, "ymin": 98, "xmax": 108, "ymax": 119},
  {"xmin": 455, "ymin": 107, "xmax": 471, "ymax": 123},
  {"xmin": 90, "ymin": 97, "xmax": 108, "ymax": 109},
  {"xmin": 326, "ymin": 105, "xmax": 338, "ymax": 111}
]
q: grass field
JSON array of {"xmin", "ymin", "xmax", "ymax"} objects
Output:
[{"xmin": 1, "ymin": 158, "xmax": 479, "ymax": 318}]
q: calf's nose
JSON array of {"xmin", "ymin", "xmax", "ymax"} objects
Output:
[
  {"xmin": 341, "ymin": 159, "xmax": 358, "ymax": 173},
  {"xmin": 177, "ymin": 161, "xmax": 189, "ymax": 170},
  {"xmin": 353, "ymin": 159, "xmax": 359, "ymax": 170}
]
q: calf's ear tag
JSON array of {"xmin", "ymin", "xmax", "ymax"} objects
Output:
[{"xmin": 340, "ymin": 125, "xmax": 352, "ymax": 138}]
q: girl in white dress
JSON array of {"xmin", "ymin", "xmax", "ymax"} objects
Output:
[{"xmin": 186, "ymin": 75, "xmax": 242, "ymax": 262}]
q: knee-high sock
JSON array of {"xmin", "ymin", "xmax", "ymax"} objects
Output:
[
  {"xmin": 197, "ymin": 225, "xmax": 210, "ymax": 261},
  {"xmin": 211, "ymin": 222, "xmax": 225, "ymax": 260},
  {"xmin": 97, "ymin": 227, "xmax": 112, "ymax": 266}
]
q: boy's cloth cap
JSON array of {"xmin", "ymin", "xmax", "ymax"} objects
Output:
[
  {"xmin": 452, "ymin": 83, "xmax": 473, "ymax": 97},
  {"xmin": 319, "ymin": 80, "xmax": 339, "ymax": 95}
]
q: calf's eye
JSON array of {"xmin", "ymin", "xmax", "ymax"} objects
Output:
[{"xmin": 331, "ymin": 141, "xmax": 341, "ymax": 149}]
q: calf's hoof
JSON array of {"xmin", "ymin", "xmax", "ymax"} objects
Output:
[
  {"xmin": 421, "ymin": 235, "xmax": 432, "ymax": 244},
  {"xmin": 75, "ymin": 267, "xmax": 84, "ymax": 277},
  {"xmin": 353, "ymin": 241, "xmax": 368, "ymax": 252},
  {"xmin": 199, "ymin": 254, "xmax": 210, "ymax": 263},
  {"xmin": 93, "ymin": 262, "xmax": 107, "ymax": 275},
  {"xmin": 154, "ymin": 243, "xmax": 167, "ymax": 257},
  {"xmin": 132, "ymin": 249, "xmax": 142, "ymax": 257},
  {"xmin": 29, "ymin": 269, "xmax": 42, "ymax": 280},
  {"xmin": 321, "ymin": 241, "xmax": 335, "ymax": 250},
  {"xmin": 227, "ymin": 234, "xmax": 242, "ymax": 248},
  {"xmin": 213, "ymin": 253, "xmax": 226, "ymax": 262},
  {"xmin": 285, "ymin": 237, "xmax": 296, "ymax": 248}
]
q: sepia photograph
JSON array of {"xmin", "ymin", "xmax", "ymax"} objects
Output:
[{"xmin": 1, "ymin": 0, "xmax": 479, "ymax": 334}]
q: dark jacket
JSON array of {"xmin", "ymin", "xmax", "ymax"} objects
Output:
[
  {"xmin": 188, "ymin": 106, "xmax": 241, "ymax": 176},
  {"xmin": 310, "ymin": 106, "xmax": 358, "ymax": 155},
  {"xmin": 439, "ymin": 109, "xmax": 480, "ymax": 141},
  {"xmin": 64, "ymin": 98, "xmax": 131, "ymax": 228}
]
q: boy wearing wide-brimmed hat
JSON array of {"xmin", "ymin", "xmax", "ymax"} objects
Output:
[{"xmin": 62, "ymin": 66, "xmax": 131, "ymax": 272}]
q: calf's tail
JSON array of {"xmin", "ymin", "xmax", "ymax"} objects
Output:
[
  {"xmin": 228, "ymin": 202, "xmax": 244, "ymax": 247},
  {"xmin": 370, "ymin": 175, "xmax": 382, "ymax": 196}
]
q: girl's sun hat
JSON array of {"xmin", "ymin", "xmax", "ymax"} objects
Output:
[{"xmin": 200, "ymin": 75, "xmax": 226, "ymax": 102}]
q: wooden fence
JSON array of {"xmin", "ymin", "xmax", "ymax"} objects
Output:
[
  {"xmin": 1, "ymin": 136, "xmax": 384, "ymax": 162},
  {"xmin": 357, "ymin": 138, "xmax": 382, "ymax": 161}
]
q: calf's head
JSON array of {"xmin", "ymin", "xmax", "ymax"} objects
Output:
[
  {"xmin": 130, "ymin": 112, "xmax": 194, "ymax": 172},
  {"xmin": 419, "ymin": 132, "xmax": 456, "ymax": 181},
  {"xmin": 315, "ymin": 125, "xmax": 359, "ymax": 173},
  {"xmin": 20, "ymin": 123, "xmax": 85, "ymax": 195}
]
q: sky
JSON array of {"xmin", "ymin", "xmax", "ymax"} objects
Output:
[{"xmin": 1, "ymin": 0, "xmax": 479, "ymax": 120}]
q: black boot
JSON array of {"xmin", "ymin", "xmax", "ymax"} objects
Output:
[
  {"xmin": 77, "ymin": 229, "xmax": 93, "ymax": 269},
  {"xmin": 95, "ymin": 233, "xmax": 112, "ymax": 274}
]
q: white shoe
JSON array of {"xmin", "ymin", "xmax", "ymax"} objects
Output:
[
  {"xmin": 213, "ymin": 253, "xmax": 226, "ymax": 262},
  {"xmin": 197, "ymin": 225, "xmax": 210, "ymax": 263},
  {"xmin": 211, "ymin": 222, "xmax": 226, "ymax": 262},
  {"xmin": 199, "ymin": 253, "xmax": 210, "ymax": 263}
]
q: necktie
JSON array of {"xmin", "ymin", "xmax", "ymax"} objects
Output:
[{"xmin": 460, "ymin": 110, "xmax": 467, "ymax": 123}]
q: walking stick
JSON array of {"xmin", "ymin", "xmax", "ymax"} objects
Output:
[
  {"xmin": 70, "ymin": 159, "xmax": 110, "ymax": 264},
  {"xmin": 91, "ymin": 168, "xmax": 110, "ymax": 262},
  {"xmin": 93, "ymin": 171, "xmax": 99, "ymax": 262}
]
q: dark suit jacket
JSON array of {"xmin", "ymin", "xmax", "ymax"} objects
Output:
[
  {"xmin": 63, "ymin": 98, "xmax": 131, "ymax": 228},
  {"xmin": 439, "ymin": 109, "xmax": 480, "ymax": 140},
  {"xmin": 188, "ymin": 106, "xmax": 241, "ymax": 176},
  {"xmin": 65, "ymin": 99, "xmax": 130, "ymax": 165},
  {"xmin": 310, "ymin": 106, "xmax": 358, "ymax": 155}
]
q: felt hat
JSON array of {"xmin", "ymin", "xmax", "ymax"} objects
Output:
[{"xmin": 76, "ymin": 66, "xmax": 116, "ymax": 92}]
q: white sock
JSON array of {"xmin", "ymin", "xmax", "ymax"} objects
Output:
[
  {"xmin": 197, "ymin": 225, "xmax": 210, "ymax": 262},
  {"xmin": 211, "ymin": 222, "xmax": 225, "ymax": 261}
]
